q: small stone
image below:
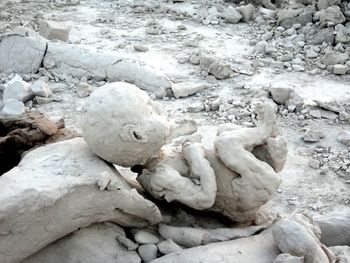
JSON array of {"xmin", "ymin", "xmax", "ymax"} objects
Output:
[
  {"xmin": 211, "ymin": 98, "xmax": 221, "ymax": 111},
  {"xmin": 237, "ymin": 4, "xmax": 255, "ymax": 22},
  {"xmin": 39, "ymin": 20, "xmax": 71, "ymax": 41},
  {"xmin": 222, "ymin": 7, "xmax": 242, "ymax": 24},
  {"xmin": 31, "ymin": 79, "xmax": 51, "ymax": 98},
  {"xmin": 333, "ymin": 64, "xmax": 348, "ymax": 75},
  {"xmin": 2, "ymin": 99, "xmax": 25, "ymax": 116},
  {"xmin": 337, "ymin": 131, "xmax": 350, "ymax": 146},
  {"xmin": 309, "ymin": 110, "xmax": 322, "ymax": 119},
  {"xmin": 303, "ymin": 129, "xmax": 325, "ymax": 143},
  {"xmin": 138, "ymin": 244, "xmax": 158, "ymax": 262},
  {"xmin": 308, "ymin": 159, "xmax": 320, "ymax": 169},
  {"xmin": 157, "ymin": 239, "xmax": 183, "ymax": 255},
  {"xmin": 319, "ymin": 6, "xmax": 345, "ymax": 25},
  {"xmin": 35, "ymin": 96, "xmax": 51, "ymax": 105},
  {"xmin": 77, "ymin": 82, "xmax": 92, "ymax": 98},
  {"xmin": 3, "ymin": 80, "xmax": 32, "ymax": 103},
  {"xmin": 187, "ymin": 102, "xmax": 205, "ymax": 113},
  {"xmin": 305, "ymin": 49, "xmax": 319, "ymax": 59},
  {"xmin": 269, "ymin": 87, "xmax": 293, "ymax": 105},
  {"xmin": 134, "ymin": 45, "xmax": 149, "ymax": 52},
  {"xmin": 321, "ymin": 52, "xmax": 349, "ymax": 66},
  {"xmin": 133, "ymin": 230, "xmax": 160, "ymax": 245},
  {"xmin": 172, "ymin": 83, "xmax": 207, "ymax": 98}
]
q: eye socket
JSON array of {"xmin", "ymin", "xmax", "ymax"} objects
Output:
[{"xmin": 133, "ymin": 131, "xmax": 142, "ymax": 140}]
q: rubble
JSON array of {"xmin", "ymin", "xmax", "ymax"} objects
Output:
[
  {"xmin": 3, "ymin": 79, "xmax": 32, "ymax": 102},
  {"xmin": 39, "ymin": 20, "xmax": 71, "ymax": 41},
  {"xmin": 1, "ymin": 99, "xmax": 25, "ymax": 116}
]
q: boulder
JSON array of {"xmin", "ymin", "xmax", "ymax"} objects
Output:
[
  {"xmin": 0, "ymin": 138, "xmax": 161, "ymax": 263},
  {"xmin": 3, "ymin": 79, "xmax": 32, "ymax": 103},
  {"xmin": 318, "ymin": 6, "xmax": 345, "ymax": 25},
  {"xmin": 1, "ymin": 99, "xmax": 25, "ymax": 116},
  {"xmin": 31, "ymin": 78, "xmax": 51, "ymax": 98},
  {"xmin": 0, "ymin": 27, "xmax": 47, "ymax": 74},
  {"xmin": 157, "ymin": 239, "xmax": 183, "ymax": 255},
  {"xmin": 321, "ymin": 52, "xmax": 349, "ymax": 66},
  {"xmin": 238, "ymin": 4, "xmax": 255, "ymax": 22},
  {"xmin": 314, "ymin": 211, "xmax": 350, "ymax": 246},
  {"xmin": 222, "ymin": 7, "xmax": 243, "ymax": 24},
  {"xmin": 22, "ymin": 223, "xmax": 141, "ymax": 263}
]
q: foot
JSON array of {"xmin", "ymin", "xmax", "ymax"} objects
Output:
[
  {"xmin": 265, "ymin": 136, "xmax": 288, "ymax": 172},
  {"xmin": 254, "ymin": 101, "xmax": 279, "ymax": 138}
]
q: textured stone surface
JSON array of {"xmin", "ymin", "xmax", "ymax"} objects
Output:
[
  {"xmin": 0, "ymin": 27, "xmax": 47, "ymax": 74},
  {"xmin": 22, "ymin": 223, "xmax": 141, "ymax": 263},
  {"xmin": 0, "ymin": 138, "xmax": 161, "ymax": 263}
]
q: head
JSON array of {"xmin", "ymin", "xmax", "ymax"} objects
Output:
[{"xmin": 81, "ymin": 82, "xmax": 171, "ymax": 167}]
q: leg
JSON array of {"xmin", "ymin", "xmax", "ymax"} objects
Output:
[
  {"xmin": 137, "ymin": 142, "xmax": 217, "ymax": 210},
  {"xmin": 214, "ymin": 102, "xmax": 283, "ymax": 210}
]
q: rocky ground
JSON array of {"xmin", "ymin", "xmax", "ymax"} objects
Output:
[{"xmin": 0, "ymin": 0, "xmax": 350, "ymax": 262}]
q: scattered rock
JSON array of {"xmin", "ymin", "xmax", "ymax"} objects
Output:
[
  {"xmin": 314, "ymin": 211, "xmax": 350, "ymax": 246},
  {"xmin": 303, "ymin": 129, "xmax": 325, "ymax": 142},
  {"xmin": 199, "ymin": 56, "xmax": 232, "ymax": 80},
  {"xmin": 157, "ymin": 239, "xmax": 183, "ymax": 255},
  {"xmin": 77, "ymin": 82, "xmax": 93, "ymax": 98},
  {"xmin": 35, "ymin": 96, "xmax": 52, "ymax": 105},
  {"xmin": 3, "ymin": 79, "xmax": 32, "ymax": 102},
  {"xmin": 337, "ymin": 131, "xmax": 350, "ymax": 146},
  {"xmin": 39, "ymin": 20, "xmax": 71, "ymax": 41},
  {"xmin": 238, "ymin": 4, "xmax": 255, "ymax": 22},
  {"xmin": 31, "ymin": 78, "xmax": 51, "ymax": 98},
  {"xmin": 133, "ymin": 230, "xmax": 160, "ymax": 245},
  {"xmin": 333, "ymin": 64, "xmax": 348, "ymax": 75},
  {"xmin": 222, "ymin": 7, "xmax": 242, "ymax": 24},
  {"xmin": 308, "ymin": 159, "xmax": 320, "ymax": 169},
  {"xmin": 134, "ymin": 45, "xmax": 149, "ymax": 52},
  {"xmin": 138, "ymin": 244, "xmax": 158, "ymax": 262},
  {"xmin": 318, "ymin": 6, "xmax": 345, "ymax": 25},
  {"xmin": 2, "ymin": 99, "xmax": 25, "ymax": 116},
  {"xmin": 0, "ymin": 27, "xmax": 47, "ymax": 74},
  {"xmin": 270, "ymin": 87, "xmax": 293, "ymax": 105},
  {"xmin": 172, "ymin": 83, "xmax": 207, "ymax": 98},
  {"xmin": 321, "ymin": 52, "xmax": 349, "ymax": 66}
]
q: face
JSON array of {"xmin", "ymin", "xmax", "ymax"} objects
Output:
[{"xmin": 81, "ymin": 82, "xmax": 171, "ymax": 168}]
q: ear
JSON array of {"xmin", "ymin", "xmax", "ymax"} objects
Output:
[{"xmin": 120, "ymin": 124, "xmax": 148, "ymax": 143}]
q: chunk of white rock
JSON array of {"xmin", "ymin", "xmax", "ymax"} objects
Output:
[
  {"xmin": 31, "ymin": 78, "xmax": 51, "ymax": 98},
  {"xmin": 157, "ymin": 239, "xmax": 183, "ymax": 255},
  {"xmin": 333, "ymin": 64, "xmax": 348, "ymax": 75},
  {"xmin": 39, "ymin": 20, "xmax": 71, "ymax": 41},
  {"xmin": 0, "ymin": 27, "xmax": 47, "ymax": 73},
  {"xmin": 3, "ymin": 80, "xmax": 32, "ymax": 102},
  {"xmin": 133, "ymin": 230, "xmax": 160, "ymax": 245},
  {"xmin": 269, "ymin": 87, "xmax": 293, "ymax": 105},
  {"xmin": 222, "ymin": 7, "xmax": 242, "ymax": 24},
  {"xmin": 237, "ymin": 4, "xmax": 255, "ymax": 22},
  {"xmin": 138, "ymin": 244, "xmax": 158, "ymax": 262},
  {"xmin": 172, "ymin": 83, "xmax": 207, "ymax": 98},
  {"xmin": 22, "ymin": 223, "xmax": 141, "ymax": 263},
  {"xmin": 1, "ymin": 99, "xmax": 25, "ymax": 116},
  {"xmin": 337, "ymin": 131, "xmax": 350, "ymax": 146},
  {"xmin": 0, "ymin": 138, "xmax": 161, "ymax": 263},
  {"xmin": 303, "ymin": 129, "xmax": 325, "ymax": 142},
  {"xmin": 314, "ymin": 210, "xmax": 350, "ymax": 246}
]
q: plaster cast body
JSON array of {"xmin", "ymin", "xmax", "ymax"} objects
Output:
[
  {"xmin": 138, "ymin": 102, "xmax": 287, "ymax": 223},
  {"xmin": 82, "ymin": 82, "xmax": 287, "ymax": 223}
]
